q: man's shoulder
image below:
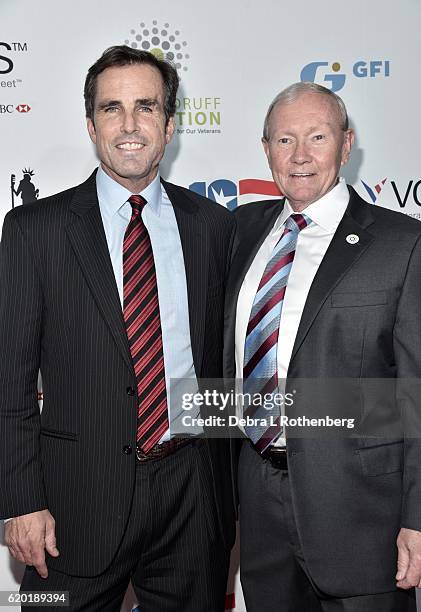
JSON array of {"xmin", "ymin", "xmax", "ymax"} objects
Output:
[
  {"xmin": 234, "ymin": 198, "xmax": 282, "ymax": 218},
  {"xmin": 4, "ymin": 173, "xmax": 96, "ymax": 229},
  {"xmin": 232, "ymin": 199, "xmax": 282, "ymax": 236},
  {"xmin": 349, "ymin": 185, "xmax": 421, "ymax": 237},
  {"xmin": 2, "ymin": 187, "xmax": 76, "ymax": 238},
  {"xmin": 369, "ymin": 204, "xmax": 421, "ymax": 235},
  {"xmin": 9, "ymin": 185, "xmax": 77, "ymax": 219}
]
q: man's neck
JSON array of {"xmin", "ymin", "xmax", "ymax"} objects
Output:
[{"xmin": 100, "ymin": 163, "xmax": 158, "ymax": 194}]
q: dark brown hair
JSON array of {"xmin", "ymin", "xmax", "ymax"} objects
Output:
[{"xmin": 84, "ymin": 45, "xmax": 179, "ymax": 125}]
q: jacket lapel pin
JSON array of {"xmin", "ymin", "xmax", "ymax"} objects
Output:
[{"xmin": 346, "ymin": 234, "xmax": 359, "ymax": 245}]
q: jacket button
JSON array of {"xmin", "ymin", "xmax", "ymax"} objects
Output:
[
  {"xmin": 126, "ymin": 386, "xmax": 135, "ymax": 396},
  {"xmin": 123, "ymin": 445, "xmax": 132, "ymax": 455}
]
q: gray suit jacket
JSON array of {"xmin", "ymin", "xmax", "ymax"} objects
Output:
[{"xmin": 224, "ymin": 186, "xmax": 421, "ymax": 597}]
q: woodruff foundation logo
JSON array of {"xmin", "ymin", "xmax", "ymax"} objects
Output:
[
  {"xmin": 124, "ymin": 21, "xmax": 190, "ymax": 73},
  {"xmin": 124, "ymin": 21, "xmax": 222, "ymax": 135}
]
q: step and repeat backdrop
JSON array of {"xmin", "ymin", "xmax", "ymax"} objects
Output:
[{"xmin": 1, "ymin": 0, "xmax": 420, "ymax": 610}]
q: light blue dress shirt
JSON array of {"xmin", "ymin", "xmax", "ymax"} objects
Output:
[{"xmin": 96, "ymin": 166, "xmax": 198, "ymax": 442}]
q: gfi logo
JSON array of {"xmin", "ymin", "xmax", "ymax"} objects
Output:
[{"xmin": 300, "ymin": 60, "xmax": 390, "ymax": 92}]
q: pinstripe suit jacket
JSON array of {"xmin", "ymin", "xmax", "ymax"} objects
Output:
[{"xmin": 0, "ymin": 170, "xmax": 237, "ymax": 576}]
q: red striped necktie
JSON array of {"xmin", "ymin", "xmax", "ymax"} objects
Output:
[{"xmin": 123, "ymin": 194, "xmax": 169, "ymax": 453}]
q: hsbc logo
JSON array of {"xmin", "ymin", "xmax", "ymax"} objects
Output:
[
  {"xmin": 0, "ymin": 103, "xmax": 31, "ymax": 114},
  {"xmin": 16, "ymin": 103, "xmax": 30, "ymax": 113}
]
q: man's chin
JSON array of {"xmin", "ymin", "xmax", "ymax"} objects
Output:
[
  {"xmin": 284, "ymin": 191, "xmax": 318, "ymax": 209},
  {"xmin": 102, "ymin": 164, "xmax": 159, "ymax": 191},
  {"xmin": 102, "ymin": 164, "xmax": 149, "ymax": 182}
]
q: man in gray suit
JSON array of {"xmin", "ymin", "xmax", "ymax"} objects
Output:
[{"xmin": 224, "ymin": 82, "xmax": 421, "ymax": 610}]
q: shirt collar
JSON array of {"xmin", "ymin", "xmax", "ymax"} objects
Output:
[
  {"xmin": 96, "ymin": 165, "xmax": 162, "ymax": 218},
  {"xmin": 277, "ymin": 177, "xmax": 349, "ymax": 232}
]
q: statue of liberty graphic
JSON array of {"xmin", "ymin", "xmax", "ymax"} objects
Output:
[{"xmin": 11, "ymin": 168, "xmax": 39, "ymax": 207}]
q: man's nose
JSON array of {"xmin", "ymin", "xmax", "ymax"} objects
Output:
[
  {"xmin": 120, "ymin": 111, "xmax": 139, "ymax": 133},
  {"xmin": 291, "ymin": 141, "xmax": 311, "ymax": 164}
]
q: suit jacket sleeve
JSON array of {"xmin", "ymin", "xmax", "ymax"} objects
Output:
[
  {"xmin": 393, "ymin": 232, "xmax": 421, "ymax": 531},
  {"xmin": 0, "ymin": 210, "xmax": 47, "ymax": 518}
]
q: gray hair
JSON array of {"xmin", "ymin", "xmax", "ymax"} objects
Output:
[{"xmin": 262, "ymin": 81, "xmax": 349, "ymax": 141}]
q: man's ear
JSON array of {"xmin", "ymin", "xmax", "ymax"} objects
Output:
[
  {"xmin": 165, "ymin": 116, "xmax": 175, "ymax": 144},
  {"xmin": 262, "ymin": 137, "xmax": 271, "ymax": 166},
  {"xmin": 87, "ymin": 117, "xmax": 97, "ymax": 144},
  {"xmin": 341, "ymin": 129, "xmax": 354, "ymax": 166}
]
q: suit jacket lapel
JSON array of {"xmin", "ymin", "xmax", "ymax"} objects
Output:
[
  {"xmin": 66, "ymin": 171, "xmax": 134, "ymax": 373},
  {"xmin": 290, "ymin": 187, "xmax": 375, "ymax": 365},
  {"xmin": 224, "ymin": 199, "xmax": 284, "ymax": 377},
  {"xmin": 162, "ymin": 180, "xmax": 208, "ymax": 377}
]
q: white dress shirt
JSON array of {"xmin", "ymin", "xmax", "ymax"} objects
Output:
[{"xmin": 235, "ymin": 178, "xmax": 350, "ymax": 444}]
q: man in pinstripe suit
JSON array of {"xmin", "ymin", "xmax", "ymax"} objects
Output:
[{"xmin": 0, "ymin": 46, "xmax": 236, "ymax": 611}]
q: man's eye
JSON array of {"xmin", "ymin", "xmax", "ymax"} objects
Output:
[
  {"xmin": 313, "ymin": 134, "xmax": 325, "ymax": 141},
  {"xmin": 279, "ymin": 137, "xmax": 290, "ymax": 144},
  {"xmin": 104, "ymin": 106, "xmax": 118, "ymax": 113},
  {"xmin": 139, "ymin": 105, "xmax": 153, "ymax": 112}
]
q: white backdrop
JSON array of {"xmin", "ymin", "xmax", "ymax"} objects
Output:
[{"xmin": 1, "ymin": 0, "xmax": 421, "ymax": 609}]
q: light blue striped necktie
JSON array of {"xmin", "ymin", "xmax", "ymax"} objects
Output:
[{"xmin": 243, "ymin": 213, "xmax": 312, "ymax": 452}]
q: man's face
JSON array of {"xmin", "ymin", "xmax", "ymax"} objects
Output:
[
  {"xmin": 87, "ymin": 63, "xmax": 174, "ymax": 193},
  {"xmin": 263, "ymin": 92, "xmax": 354, "ymax": 212}
]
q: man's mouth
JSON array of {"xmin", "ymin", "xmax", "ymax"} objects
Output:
[
  {"xmin": 290, "ymin": 173, "xmax": 315, "ymax": 177},
  {"xmin": 116, "ymin": 142, "xmax": 145, "ymax": 150}
]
